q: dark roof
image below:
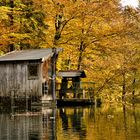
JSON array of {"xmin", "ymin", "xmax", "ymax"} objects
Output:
[
  {"xmin": 0, "ymin": 48, "xmax": 62, "ymax": 62},
  {"xmin": 57, "ymin": 70, "xmax": 86, "ymax": 78}
]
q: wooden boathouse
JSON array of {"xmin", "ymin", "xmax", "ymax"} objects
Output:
[{"xmin": 0, "ymin": 48, "xmax": 62, "ymax": 105}]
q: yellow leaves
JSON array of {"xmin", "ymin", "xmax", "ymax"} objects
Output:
[
  {"xmin": 0, "ymin": 6, "xmax": 10, "ymax": 20},
  {"xmin": 5, "ymin": 33, "xmax": 31, "ymax": 39},
  {"xmin": 1, "ymin": 0, "xmax": 140, "ymax": 96}
]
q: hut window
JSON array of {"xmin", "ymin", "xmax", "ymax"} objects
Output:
[{"xmin": 28, "ymin": 64, "xmax": 39, "ymax": 79}]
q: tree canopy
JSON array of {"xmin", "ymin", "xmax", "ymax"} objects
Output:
[
  {"xmin": 1, "ymin": 0, "xmax": 140, "ymax": 102},
  {"xmin": 0, "ymin": 0, "xmax": 48, "ymax": 52}
]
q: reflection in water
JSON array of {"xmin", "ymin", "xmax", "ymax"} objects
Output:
[
  {"xmin": 59, "ymin": 107, "xmax": 87, "ymax": 140},
  {"xmin": 132, "ymin": 104, "xmax": 138, "ymax": 133},
  {"xmin": 0, "ymin": 107, "xmax": 57, "ymax": 140},
  {"xmin": 59, "ymin": 108, "xmax": 68, "ymax": 130},
  {"xmin": 57, "ymin": 105, "xmax": 140, "ymax": 140},
  {"xmin": 123, "ymin": 104, "xmax": 127, "ymax": 140},
  {"xmin": 0, "ymin": 104, "xmax": 140, "ymax": 140},
  {"xmin": 70, "ymin": 108, "xmax": 87, "ymax": 139}
]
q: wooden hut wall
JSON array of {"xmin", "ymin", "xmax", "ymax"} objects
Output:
[
  {"xmin": 0, "ymin": 61, "xmax": 42, "ymax": 97},
  {"xmin": 41, "ymin": 58, "xmax": 52, "ymax": 93},
  {"xmin": 41, "ymin": 59, "xmax": 51, "ymax": 82}
]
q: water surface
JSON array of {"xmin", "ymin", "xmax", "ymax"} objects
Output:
[{"xmin": 0, "ymin": 104, "xmax": 140, "ymax": 140}]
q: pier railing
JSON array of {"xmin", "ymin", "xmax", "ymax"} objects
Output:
[{"xmin": 56, "ymin": 82, "xmax": 95, "ymax": 99}]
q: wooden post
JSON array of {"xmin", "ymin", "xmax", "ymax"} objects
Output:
[
  {"xmin": 60, "ymin": 78, "xmax": 68, "ymax": 99},
  {"xmin": 83, "ymin": 90, "xmax": 85, "ymax": 99},
  {"xmin": 51, "ymin": 48, "xmax": 57, "ymax": 104},
  {"xmin": 72, "ymin": 77, "xmax": 80, "ymax": 98}
]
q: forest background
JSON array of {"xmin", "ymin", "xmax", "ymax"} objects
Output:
[{"xmin": 0, "ymin": 0, "xmax": 140, "ymax": 103}]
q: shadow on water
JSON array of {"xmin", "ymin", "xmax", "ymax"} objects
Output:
[{"xmin": 0, "ymin": 103, "xmax": 140, "ymax": 140}]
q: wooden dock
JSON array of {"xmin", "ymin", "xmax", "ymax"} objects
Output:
[
  {"xmin": 57, "ymin": 98, "xmax": 95, "ymax": 106},
  {"xmin": 0, "ymin": 97, "xmax": 101, "ymax": 108}
]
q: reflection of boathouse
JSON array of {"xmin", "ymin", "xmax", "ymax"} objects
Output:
[
  {"xmin": 0, "ymin": 108, "xmax": 56, "ymax": 140},
  {"xmin": 0, "ymin": 48, "xmax": 61, "ymax": 103}
]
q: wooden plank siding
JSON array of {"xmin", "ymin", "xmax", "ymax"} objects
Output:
[{"xmin": 0, "ymin": 61, "xmax": 43, "ymax": 97}]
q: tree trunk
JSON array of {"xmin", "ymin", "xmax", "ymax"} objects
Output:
[
  {"xmin": 132, "ymin": 70, "xmax": 136, "ymax": 101},
  {"xmin": 77, "ymin": 41, "xmax": 84, "ymax": 70},
  {"xmin": 77, "ymin": 50, "xmax": 83, "ymax": 70},
  {"xmin": 53, "ymin": 4, "xmax": 63, "ymax": 46},
  {"xmin": 122, "ymin": 72, "xmax": 126, "ymax": 102},
  {"xmin": 9, "ymin": 0, "xmax": 14, "ymax": 52}
]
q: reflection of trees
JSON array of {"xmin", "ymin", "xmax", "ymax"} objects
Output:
[
  {"xmin": 123, "ymin": 104, "xmax": 140, "ymax": 140},
  {"xmin": 123, "ymin": 104, "xmax": 127, "ymax": 140},
  {"xmin": 132, "ymin": 104, "xmax": 138, "ymax": 133},
  {"xmin": 58, "ymin": 105, "xmax": 140, "ymax": 140}
]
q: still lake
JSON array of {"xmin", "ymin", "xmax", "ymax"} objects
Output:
[{"xmin": 0, "ymin": 104, "xmax": 140, "ymax": 140}]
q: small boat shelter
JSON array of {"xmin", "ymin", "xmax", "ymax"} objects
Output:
[
  {"xmin": 57, "ymin": 70, "xmax": 86, "ymax": 99},
  {"xmin": 57, "ymin": 70, "xmax": 96, "ymax": 106}
]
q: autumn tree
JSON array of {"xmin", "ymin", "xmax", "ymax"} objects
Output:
[
  {"xmin": 92, "ymin": 5, "xmax": 140, "ymax": 102},
  {"xmin": 45, "ymin": 0, "xmax": 128, "ymax": 70},
  {"xmin": 0, "ymin": 0, "xmax": 48, "ymax": 53},
  {"xmin": 1, "ymin": 0, "xmax": 140, "ymax": 102}
]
